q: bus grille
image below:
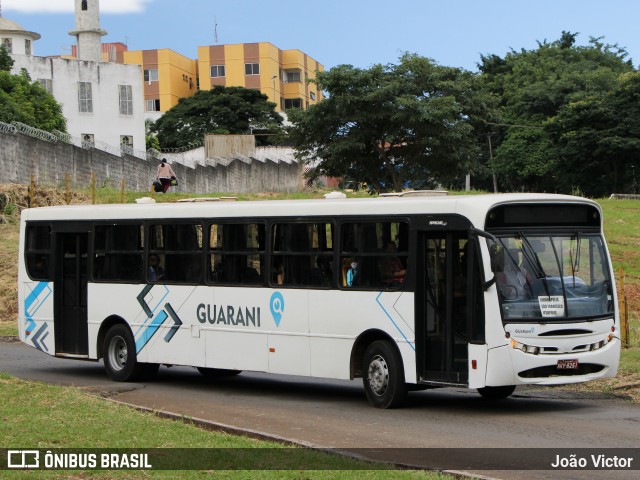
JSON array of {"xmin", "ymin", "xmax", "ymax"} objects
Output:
[{"xmin": 518, "ymin": 363, "xmax": 604, "ymax": 378}]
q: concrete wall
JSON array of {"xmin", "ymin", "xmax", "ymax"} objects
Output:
[{"xmin": 0, "ymin": 131, "xmax": 303, "ymax": 194}]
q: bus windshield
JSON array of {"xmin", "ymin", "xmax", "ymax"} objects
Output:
[{"xmin": 493, "ymin": 232, "xmax": 613, "ymax": 321}]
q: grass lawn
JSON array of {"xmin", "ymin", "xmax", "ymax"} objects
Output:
[{"xmin": 0, "ymin": 373, "xmax": 451, "ymax": 479}]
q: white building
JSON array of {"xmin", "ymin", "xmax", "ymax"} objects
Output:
[
  {"xmin": 2, "ymin": 2, "xmax": 145, "ymax": 153},
  {"xmin": 0, "ymin": 17, "xmax": 40, "ymax": 55}
]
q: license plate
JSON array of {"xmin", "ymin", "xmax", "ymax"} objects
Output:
[{"xmin": 557, "ymin": 359, "xmax": 579, "ymax": 370}]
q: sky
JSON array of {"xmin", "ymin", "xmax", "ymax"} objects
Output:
[{"xmin": 3, "ymin": 0, "xmax": 639, "ymax": 71}]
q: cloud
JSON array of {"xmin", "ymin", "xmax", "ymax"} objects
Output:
[{"xmin": 3, "ymin": 0, "xmax": 153, "ymax": 14}]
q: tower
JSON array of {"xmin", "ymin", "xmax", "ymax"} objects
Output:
[{"xmin": 68, "ymin": 0, "xmax": 107, "ymax": 62}]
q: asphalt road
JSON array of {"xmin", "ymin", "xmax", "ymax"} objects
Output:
[{"xmin": 2, "ymin": 339, "xmax": 639, "ymax": 479}]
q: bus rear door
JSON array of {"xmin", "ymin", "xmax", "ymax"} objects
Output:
[{"xmin": 53, "ymin": 229, "xmax": 89, "ymax": 356}]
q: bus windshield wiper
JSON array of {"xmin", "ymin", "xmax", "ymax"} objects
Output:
[
  {"xmin": 519, "ymin": 232, "xmax": 550, "ymax": 297},
  {"xmin": 569, "ymin": 232, "xmax": 581, "ymax": 287},
  {"xmin": 519, "ymin": 232, "xmax": 545, "ymax": 279}
]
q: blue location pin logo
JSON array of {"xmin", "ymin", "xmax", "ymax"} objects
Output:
[{"xmin": 270, "ymin": 291, "xmax": 285, "ymax": 327}]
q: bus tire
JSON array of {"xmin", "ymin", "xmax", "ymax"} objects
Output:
[
  {"xmin": 103, "ymin": 324, "xmax": 158, "ymax": 382},
  {"xmin": 197, "ymin": 367, "xmax": 242, "ymax": 377},
  {"xmin": 477, "ymin": 385, "xmax": 516, "ymax": 400},
  {"xmin": 362, "ymin": 340, "xmax": 407, "ymax": 408}
]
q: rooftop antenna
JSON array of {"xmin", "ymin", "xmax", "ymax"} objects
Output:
[{"xmin": 214, "ymin": 16, "xmax": 218, "ymax": 43}]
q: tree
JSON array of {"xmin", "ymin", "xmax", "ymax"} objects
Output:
[
  {"xmin": 0, "ymin": 64, "xmax": 66, "ymax": 132},
  {"xmin": 151, "ymin": 86, "xmax": 283, "ymax": 149},
  {"xmin": 548, "ymin": 71, "xmax": 640, "ymax": 195},
  {"xmin": 0, "ymin": 45, "xmax": 14, "ymax": 72},
  {"xmin": 288, "ymin": 54, "xmax": 493, "ymax": 192},
  {"xmin": 479, "ymin": 32, "xmax": 634, "ymax": 193}
]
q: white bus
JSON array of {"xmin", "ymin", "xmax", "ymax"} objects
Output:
[{"xmin": 18, "ymin": 193, "xmax": 620, "ymax": 408}]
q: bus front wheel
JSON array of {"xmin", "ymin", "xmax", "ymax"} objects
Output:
[
  {"xmin": 103, "ymin": 324, "xmax": 158, "ymax": 382},
  {"xmin": 362, "ymin": 340, "xmax": 407, "ymax": 408},
  {"xmin": 477, "ymin": 385, "xmax": 516, "ymax": 400}
]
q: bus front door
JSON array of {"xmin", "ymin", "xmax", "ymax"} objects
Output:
[
  {"xmin": 417, "ymin": 232, "xmax": 482, "ymax": 385},
  {"xmin": 54, "ymin": 232, "xmax": 89, "ymax": 356}
]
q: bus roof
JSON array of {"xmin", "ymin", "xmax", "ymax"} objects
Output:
[{"xmin": 20, "ymin": 193, "xmax": 600, "ymax": 229}]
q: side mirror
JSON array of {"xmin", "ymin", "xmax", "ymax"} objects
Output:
[{"xmin": 490, "ymin": 244, "xmax": 505, "ymax": 273}]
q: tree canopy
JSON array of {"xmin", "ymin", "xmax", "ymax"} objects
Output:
[
  {"xmin": 151, "ymin": 85, "xmax": 283, "ymax": 149},
  {"xmin": 288, "ymin": 54, "xmax": 494, "ymax": 192},
  {"xmin": 0, "ymin": 46, "xmax": 66, "ymax": 132},
  {"xmin": 479, "ymin": 32, "xmax": 636, "ymax": 195}
]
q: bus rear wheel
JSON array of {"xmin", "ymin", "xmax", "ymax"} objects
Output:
[
  {"xmin": 362, "ymin": 340, "xmax": 407, "ymax": 408},
  {"xmin": 197, "ymin": 367, "xmax": 242, "ymax": 377},
  {"xmin": 103, "ymin": 324, "xmax": 158, "ymax": 382},
  {"xmin": 477, "ymin": 385, "xmax": 516, "ymax": 400}
]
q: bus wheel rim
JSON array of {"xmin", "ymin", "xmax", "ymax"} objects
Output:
[
  {"xmin": 108, "ymin": 335, "xmax": 128, "ymax": 371},
  {"xmin": 367, "ymin": 355, "xmax": 389, "ymax": 396}
]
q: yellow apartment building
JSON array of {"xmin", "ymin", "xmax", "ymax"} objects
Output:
[
  {"xmin": 123, "ymin": 48, "xmax": 198, "ymax": 116},
  {"xmin": 197, "ymin": 42, "xmax": 324, "ymax": 113}
]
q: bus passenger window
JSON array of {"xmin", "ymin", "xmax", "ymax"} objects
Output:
[
  {"xmin": 149, "ymin": 223, "xmax": 203, "ymax": 284},
  {"xmin": 25, "ymin": 224, "xmax": 51, "ymax": 281},
  {"xmin": 209, "ymin": 223, "xmax": 265, "ymax": 285},
  {"xmin": 340, "ymin": 221, "xmax": 408, "ymax": 290},
  {"xmin": 93, "ymin": 224, "xmax": 144, "ymax": 282},
  {"xmin": 270, "ymin": 222, "xmax": 334, "ymax": 287}
]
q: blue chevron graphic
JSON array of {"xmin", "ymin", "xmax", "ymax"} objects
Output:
[
  {"xmin": 163, "ymin": 303, "xmax": 183, "ymax": 342},
  {"xmin": 133, "ymin": 284, "xmax": 183, "ymax": 353},
  {"xmin": 135, "ymin": 310, "xmax": 168, "ymax": 353},
  {"xmin": 30, "ymin": 323, "xmax": 49, "ymax": 352},
  {"xmin": 24, "ymin": 282, "xmax": 52, "ymax": 335}
]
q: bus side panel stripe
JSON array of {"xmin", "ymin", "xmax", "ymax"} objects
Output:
[
  {"xmin": 24, "ymin": 281, "xmax": 51, "ymax": 334},
  {"xmin": 376, "ymin": 292, "xmax": 416, "ymax": 352},
  {"xmin": 135, "ymin": 310, "xmax": 168, "ymax": 353}
]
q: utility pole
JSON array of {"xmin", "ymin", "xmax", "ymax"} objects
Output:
[{"xmin": 488, "ymin": 133, "xmax": 498, "ymax": 193}]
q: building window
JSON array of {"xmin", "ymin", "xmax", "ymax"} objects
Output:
[
  {"xmin": 145, "ymin": 99, "xmax": 161, "ymax": 112},
  {"xmin": 82, "ymin": 133, "xmax": 94, "ymax": 146},
  {"xmin": 144, "ymin": 69, "xmax": 159, "ymax": 82},
  {"xmin": 244, "ymin": 63, "xmax": 260, "ymax": 75},
  {"xmin": 78, "ymin": 82, "xmax": 93, "ymax": 113},
  {"xmin": 120, "ymin": 135, "xmax": 133, "ymax": 154},
  {"xmin": 25, "ymin": 39, "xmax": 32, "ymax": 55},
  {"xmin": 81, "ymin": 0, "xmax": 88, "ymax": 10},
  {"xmin": 286, "ymin": 70, "xmax": 301, "ymax": 83},
  {"xmin": 284, "ymin": 98, "xmax": 303, "ymax": 110},
  {"xmin": 118, "ymin": 85, "xmax": 133, "ymax": 115},
  {"xmin": 2, "ymin": 38, "xmax": 12, "ymax": 54},
  {"xmin": 38, "ymin": 79, "xmax": 53, "ymax": 94},
  {"xmin": 210, "ymin": 65, "xmax": 225, "ymax": 78},
  {"xmin": 310, "ymin": 91, "xmax": 316, "ymax": 101}
]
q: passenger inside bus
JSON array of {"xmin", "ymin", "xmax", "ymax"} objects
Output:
[
  {"xmin": 379, "ymin": 241, "xmax": 407, "ymax": 287},
  {"xmin": 149, "ymin": 254, "xmax": 165, "ymax": 282}
]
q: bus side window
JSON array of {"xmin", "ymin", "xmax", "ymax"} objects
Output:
[
  {"xmin": 25, "ymin": 224, "xmax": 51, "ymax": 281},
  {"xmin": 209, "ymin": 223, "xmax": 265, "ymax": 285},
  {"xmin": 93, "ymin": 224, "xmax": 143, "ymax": 283},
  {"xmin": 271, "ymin": 223, "xmax": 333, "ymax": 288},
  {"xmin": 340, "ymin": 221, "xmax": 408, "ymax": 290}
]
